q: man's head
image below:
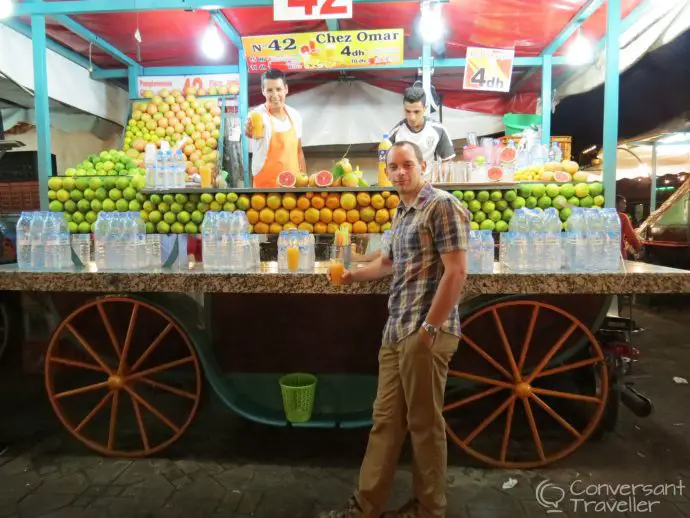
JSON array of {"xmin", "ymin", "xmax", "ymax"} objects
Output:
[
  {"xmin": 261, "ymin": 69, "xmax": 288, "ymax": 111},
  {"xmin": 386, "ymin": 141, "xmax": 426, "ymax": 197},
  {"xmin": 403, "ymin": 84, "xmax": 427, "ymax": 131},
  {"xmin": 616, "ymin": 194, "xmax": 627, "ymax": 212}
]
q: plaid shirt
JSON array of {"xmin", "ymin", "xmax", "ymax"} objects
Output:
[{"xmin": 382, "ymin": 182, "xmax": 470, "ymax": 344}]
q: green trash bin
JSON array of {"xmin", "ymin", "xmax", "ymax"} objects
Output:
[
  {"xmin": 279, "ymin": 373, "xmax": 317, "ymax": 423},
  {"xmin": 503, "ymin": 113, "xmax": 541, "ymax": 135}
]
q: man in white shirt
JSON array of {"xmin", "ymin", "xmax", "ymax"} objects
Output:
[
  {"xmin": 388, "ymin": 83, "xmax": 455, "ymax": 164},
  {"xmin": 245, "ymin": 69, "xmax": 306, "ymax": 188}
]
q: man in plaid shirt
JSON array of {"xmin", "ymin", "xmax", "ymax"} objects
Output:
[{"xmin": 320, "ymin": 141, "xmax": 469, "ymax": 518}]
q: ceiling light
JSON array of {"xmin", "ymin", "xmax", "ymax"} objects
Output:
[
  {"xmin": 201, "ymin": 21, "xmax": 224, "ymax": 60},
  {"xmin": 418, "ymin": 1, "xmax": 445, "ymax": 44},
  {"xmin": 566, "ymin": 32, "xmax": 593, "ymax": 66},
  {"xmin": 0, "ymin": 0, "xmax": 14, "ymax": 20}
]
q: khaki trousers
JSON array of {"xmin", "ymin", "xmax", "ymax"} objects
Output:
[{"xmin": 355, "ymin": 331, "xmax": 459, "ymax": 518}]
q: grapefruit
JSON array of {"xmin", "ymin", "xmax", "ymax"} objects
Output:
[
  {"xmin": 277, "ymin": 171, "xmax": 296, "ymax": 188},
  {"xmin": 554, "ymin": 171, "xmax": 572, "ymax": 183},
  {"xmin": 499, "ymin": 147, "xmax": 517, "ymax": 163},
  {"xmin": 487, "ymin": 166, "xmax": 504, "ymax": 182},
  {"xmin": 314, "ymin": 170, "xmax": 333, "ymax": 187}
]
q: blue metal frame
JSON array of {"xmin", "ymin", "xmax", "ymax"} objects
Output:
[
  {"xmin": 11, "ymin": 0, "xmax": 623, "ymax": 198},
  {"xmin": 31, "ymin": 15, "xmax": 52, "ymax": 211}
]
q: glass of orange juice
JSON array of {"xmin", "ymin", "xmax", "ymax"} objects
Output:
[
  {"xmin": 329, "ymin": 260, "xmax": 345, "ymax": 286},
  {"xmin": 250, "ymin": 111, "xmax": 264, "ymax": 139},
  {"xmin": 199, "ymin": 165, "xmax": 212, "ymax": 188},
  {"xmin": 286, "ymin": 245, "xmax": 300, "ymax": 272}
]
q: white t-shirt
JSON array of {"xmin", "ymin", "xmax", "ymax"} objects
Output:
[
  {"xmin": 388, "ymin": 118, "xmax": 456, "ymax": 163},
  {"xmin": 249, "ymin": 104, "xmax": 303, "ymax": 176}
]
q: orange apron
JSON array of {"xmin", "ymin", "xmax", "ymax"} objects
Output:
[{"xmin": 253, "ymin": 106, "xmax": 301, "ymax": 188}]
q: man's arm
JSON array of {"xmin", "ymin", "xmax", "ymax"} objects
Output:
[
  {"xmin": 424, "ymin": 249, "xmax": 467, "ymax": 329},
  {"xmin": 298, "ymin": 140, "xmax": 307, "ymax": 173},
  {"xmin": 621, "ymin": 213, "xmax": 642, "ymax": 252},
  {"xmin": 346, "ymin": 254, "xmax": 393, "ymax": 283},
  {"xmin": 436, "ymin": 126, "xmax": 456, "ymax": 162}
]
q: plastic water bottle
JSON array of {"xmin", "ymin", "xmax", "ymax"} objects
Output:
[
  {"xmin": 543, "ymin": 208, "xmax": 563, "ymax": 272},
  {"xmin": 602, "ymin": 208, "xmax": 622, "ymax": 271},
  {"xmin": 16, "ymin": 212, "xmax": 34, "ymax": 270},
  {"xmin": 43, "ymin": 213, "xmax": 61, "ymax": 270},
  {"xmin": 566, "ymin": 208, "xmax": 588, "ymax": 272},
  {"xmin": 94, "ymin": 212, "xmax": 111, "ymax": 270},
  {"xmin": 145, "ymin": 144, "xmax": 157, "ymax": 188},
  {"xmin": 29, "ymin": 212, "xmax": 48, "ymax": 271},
  {"xmin": 480, "ymin": 230, "xmax": 494, "ymax": 273},
  {"xmin": 155, "ymin": 147, "xmax": 166, "ymax": 189},
  {"xmin": 525, "ymin": 208, "xmax": 545, "ymax": 272},
  {"xmin": 585, "ymin": 209, "xmax": 604, "ymax": 272},
  {"xmin": 202, "ymin": 212, "xmax": 217, "ymax": 270},
  {"xmin": 549, "ymin": 142, "xmax": 563, "ymax": 163},
  {"xmin": 174, "ymin": 149, "xmax": 186, "ymax": 188},
  {"xmin": 277, "ymin": 230, "xmax": 288, "ymax": 272},
  {"xmin": 58, "ymin": 217, "xmax": 72, "ymax": 269},
  {"xmin": 467, "ymin": 231, "xmax": 480, "ymax": 273}
]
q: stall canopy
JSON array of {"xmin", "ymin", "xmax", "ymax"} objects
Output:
[{"xmin": 5, "ymin": 0, "xmax": 688, "ymax": 117}]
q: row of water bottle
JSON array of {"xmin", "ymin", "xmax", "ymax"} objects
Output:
[
  {"xmin": 468, "ymin": 230, "xmax": 495, "ymax": 273},
  {"xmin": 202, "ymin": 212, "xmax": 260, "ymax": 271},
  {"xmin": 145, "ymin": 142, "xmax": 186, "ymax": 189},
  {"xmin": 94, "ymin": 212, "xmax": 158, "ymax": 270},
  {"xmin": 565, "ymin": 207, "xmax": 621, "ymax": 272},
  {"xmin": 277, "ymin": 229, "xmax": 316, "ymax": 273},
  {"xmin": 16, "ymin": 212, "xmax": 72, "ymax": 270}
]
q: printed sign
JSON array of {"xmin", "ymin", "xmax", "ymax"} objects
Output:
[
  {"xmin": 273, "ymin": 0, "xmax": 352, "ymax": 21},
  {"xmin": 136, "ymin": 74, "xmax": 240, "ymax": 98},
  {"xmin": 242, "ymin": 29, "xmax": 404, "ymax": 73},
  {"xmin": 463, "ymin": 47, "xmax": 515, "ymax": 92}
]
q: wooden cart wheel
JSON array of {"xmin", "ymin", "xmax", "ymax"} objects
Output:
[
  {"xmin": 444, "ymin": 300, "xmax": 608, "ymax": 468},
  {"xmin": 45, "ymin": 296, "xmax": 202, "ymax": 457}
]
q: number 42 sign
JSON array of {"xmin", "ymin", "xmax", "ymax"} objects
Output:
[
  {"xmin": 273, "ymin": 0, "xmax": 352, "ymax": 21},
  {"xmin": 463, "ymin": 47, "xmax": 515, "ymax": 93}
]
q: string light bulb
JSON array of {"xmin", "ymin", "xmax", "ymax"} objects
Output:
[{"xmin": 201, "ymin": 20, "xmax": 224, "ymax": 60}]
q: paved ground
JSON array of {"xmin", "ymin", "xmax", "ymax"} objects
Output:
[{"xmin": 1, "ymin": 300, "xmax": 690, "ymax": 517}]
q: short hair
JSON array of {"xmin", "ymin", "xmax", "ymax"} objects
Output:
[
  {"xmin": 388, "ymin": 140, "xmax": 424, "ymax": 165},
  {"xmin": 403, "ymin": 83, "xmax": 426, "ymax": 106},
  {"xmin": 261, "ymin": 69, "xmax": 287, "ymax": 89},
  {"xmin": 616, "ymin": 194, "xmax": 626, "ymax": 204}
]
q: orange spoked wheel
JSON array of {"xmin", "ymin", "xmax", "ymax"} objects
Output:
[
  {"xmin": 45, "ymin": 296, "xmax": 202, "ymax": 457},
  {"xmin": 444, "ymin": 300, "xmax": 608, "ymax": 468}
]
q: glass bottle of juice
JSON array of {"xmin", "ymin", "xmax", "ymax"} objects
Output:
[{"xmin": 377, "ymin": 134, "xmax": 393, "ymax": 186}]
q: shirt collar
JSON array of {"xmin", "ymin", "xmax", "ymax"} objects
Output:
[
  {"xmin": 398, "ymin": 182, "xmax": 433, "ymax": 211},
  {"xmin": 404, "ymin": 117, "xmax": 428, "ymax": 134}
]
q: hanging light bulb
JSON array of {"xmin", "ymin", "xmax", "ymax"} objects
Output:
[
  {"xmin": 418, "ymin": 1, "xmax": 445, "ymax": 44},
  {"xmin": 0, "ymin": 0, "xmax": 14, "ymax": 20},
  {"xmin": 567, "ymin": 31, "xmax": 594, "ymax": 65},
  {"xmin": 201, "ymin": 21, "xmax": 224, "ymax": 60}
]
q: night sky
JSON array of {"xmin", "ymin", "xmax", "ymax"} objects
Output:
[{"xmin": 552, "ymin": 29, "xmax": 690, "ymax": 157}]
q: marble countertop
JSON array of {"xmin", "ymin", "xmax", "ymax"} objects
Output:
[{"xmin": 0, "ymin": 261, "xmax": 689, "ymax": 296}]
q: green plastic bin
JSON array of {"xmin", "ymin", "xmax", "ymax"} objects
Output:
[
  {"xmin": 503, "ymin": 113, "xmax": 541, "ymax": 135},
  {"xmin": 279, "ymin": 373, "xmax": 317, "ymax": 423}
]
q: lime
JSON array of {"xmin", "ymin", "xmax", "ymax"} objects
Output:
[
  {"xmin": 149, "ymin": 210, "xmax": 162, "ymax": 224},
  {"xmin": 49, "ymin": 200, "xmax": 63, "ymax": 212},
  {"xmin": 171, "ymin": 222, "xmax": 185, "ymax": 234},
  {"xmin": 184, "ymin": 222, "xmax": 198, "ymax": 234},
  {"xmin": 156, "ymin": 221, "xmax": 170, "ymax": 234},
  {"xmin": 163, "ymin": 212, "xmax": 176, "ymax": 225}
]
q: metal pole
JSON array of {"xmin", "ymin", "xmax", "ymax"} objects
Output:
[
  {"xmin": 541, "ymin": 54, "xmax": 552, "ymax": 146},
  {"xmin": 128, "ymin": 67, "xmax": 139, "ymax": 99},
  {"xmin": 602, "ymin": 0, "xmax": 621, "ymax": 208},
  {"xmin": 650, "ymin": 143, "xmax": 657, "ymax": 212},
  {"xmin": 238, "ymin": 50, "xmax": 250, "ymax": 187},
  {"xmin": 32, "ymin": 15, "xmax": 52, "ymax": 211}
]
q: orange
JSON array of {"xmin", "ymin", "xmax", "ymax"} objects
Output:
[
  {"xmin": 245, "ymin": 208, "xmax": 259, "ymax": 225},
  {"xmin": 298, "ymin": 222, "xmax": 313, "ymax": 233},
  {"xmin": 269, "ymin": 223, "xmax": 282, "ymax": 234},
  {"xmin": 304, "ymin": 207, "xmax": 320, "ymax": 224},
  {"xmin": 282, "ymin": 193, "xmax": 297, "ymax": 210},
  {"xmin": 375, "ymin": 208, "xmax": 390, "ymax": 224},
  {"xmin": 259, "ymin": 208, "xmax": 275, "ymax": 224},
  {"xmin": 254, "ymin": 222, "xmax": 269, "ymax": 234},
  {"xmin": 266, "ymin": 193, "xmax": 282, "ymax": 210},
  {"xmin": 346, "ymin": 209, "xmax": 360, "ymax": 223},
  {"xmin": 310, "ymin": 196, "xmax": 325, "ymax": 209},
  {"xmin": 340, "ymin": 193, "xmax": 356, "ymax": 210},
  {"xmin": 360, "ymin": 206, "xmax": 375, "ymax": 223},
  {"xmin": 320, "ymin": 191, "xmax": 329, "ymax": 198},
  {"xmin": 290, "ymin": 209, "xmax": 305, "ymax": 225},
  {"xmin": 297, "ymin": 195, "xmax": 311, "ymax": 211},
  {"xmin": 283, "ymin": 222, "xmax": 297, "ymax": 230},
  {"xmin": 382, "ymin": 191, "xmax": 391, "ymax": 199},
  {"xmin": 305, "ymin": 191, "xmax": 314, "ymax": 199},
  {"xmin": 371, "ymin": 194, "xmax": 385, "ymax": 210},
  {"xmin": 386, "ymin": 194, "xmax": 400, "ymax": 209},
  {"xmin": 356, "ymin": 192, "xmax": 371, "ymax": 207},
  {"xmin": 313, "ymin": 222, "xmax": 328, "ymax": 234},
  {"xmin": 367, "ymin": 221, "xmax": 381, "ymax": 233},
  {"xmin": 251, "ymin": 193, "xmax": 266, "ymax": 210},
  {"xmin": 319, "ymin": 208, "xmax": 333, "ymax": 224},
  {"xmin": 274, "ymin": 208, "xmax": 290, "ymax": 225},
  {"xmin": 332, "ymin": 208, "xmax": 347, "ymax": 224},
  {"xmin": 352, "ymin": 221, "xmax": 367, "ymax": 234},
  {"xmin": 325, "ymin": 194, "xmax": 341, "ymax": 210},
  {"xmin": 327, "ymin": 222, "xmax": 339, "ymax": 234}
]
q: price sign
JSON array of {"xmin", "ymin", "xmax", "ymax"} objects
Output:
[
  {"xmin": 273, "ymin": 0, "xmax": 352, "ymax": 21},
  {"xmin": 242, "ymin": 29, "xmax": 404, "ymax": 72},
  {"xmin": 463, "ymin": 47, "xmax": 514, "ymax": 93},
  {"xmin": 136, "ymin": 73, "xmax": 240, "ymax": 98}
]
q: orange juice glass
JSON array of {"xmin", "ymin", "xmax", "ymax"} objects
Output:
[
  {"xmin": 250, "ymin": 111, "xmax": 264, "ymax": 139},
  {"xmin": 329, "ymin": 261, "xmax": 345, "ymax": 286},
  {"xmin": 286, "ymin": 246, "xmax": 300, "ymax": 272},
  {"xmin": 199, "ymin": 165, "xmax": 212, "ymax": 188}
]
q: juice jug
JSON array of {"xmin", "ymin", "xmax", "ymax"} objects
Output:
[{"xmin": 377, "ymin": 134, "xmax": 393, "ymax": 187}]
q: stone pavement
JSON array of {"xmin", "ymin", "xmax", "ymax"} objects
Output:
[{"xmin": 1, "ymin": 302, "xmax": 690, "ymax": 517}]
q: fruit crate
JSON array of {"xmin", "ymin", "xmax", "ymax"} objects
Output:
[
  {"xmin": 0, "ymin": 181, "xmax": 40, "ymax": 212},
  {"xmin": 498, "ymin": 135, "xmax": 572, "ymax": 161}
]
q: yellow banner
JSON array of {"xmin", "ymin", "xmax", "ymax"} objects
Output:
[{"xmin": 241, "ymin": 29, "xmax": 404, "ymax": 73}]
